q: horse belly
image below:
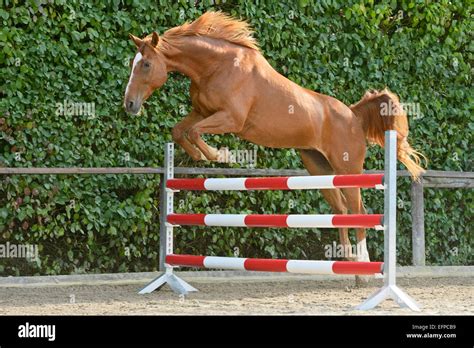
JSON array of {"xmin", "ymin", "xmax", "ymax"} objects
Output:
[{"xmin": 237, "ymin": 113, "xmax": 316, "ymax": 149}]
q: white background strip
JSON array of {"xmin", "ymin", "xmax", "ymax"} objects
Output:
[
  {"xmin": 204, "ymin": 214, "xmax": 247, "ymax": 226},
  {"xmin": 286, "ymin": 215, "xmax": 335, "ymax": 227},
  {"xmin": 204, "ymin": 178, "xmax": 247, "ymax": 191},
  {"xmin": 203, "ymin": 256, "xmax": 247, "ymax": 270},
  {"xmin": 286, "ymin": 260, "xmax": 335, "ymax": 274},
  {"xmin": 287, "ymin": 176, "xmax": 335, "ymax": 189}
]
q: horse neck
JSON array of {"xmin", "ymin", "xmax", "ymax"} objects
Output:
[{"xmin": 163, "ymin": 36, "xmax": 226, "ymax": 85}]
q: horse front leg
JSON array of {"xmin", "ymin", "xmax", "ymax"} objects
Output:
[
  {"xmin": 187, "ymin": 110, "xmax": 244, "ymax": 161},
  {"xmin": 171, "ymin": 110, "xmax": 206, "ymax": 161}
]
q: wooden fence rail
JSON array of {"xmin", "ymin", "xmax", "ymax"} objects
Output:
[{"xmin": 1, "ymin": 167, "xmax": 473, "ymax": 266}]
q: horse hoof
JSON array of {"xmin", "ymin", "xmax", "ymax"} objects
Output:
[{"xmin": 355, "ymin": 275, "xmax": 370, "ymax": 287}]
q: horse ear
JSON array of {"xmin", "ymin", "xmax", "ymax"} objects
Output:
[
  {"xmin": 129, "ymin": 34, "xmax": 143, "ymax": 48},
  {"xmin": 151, "ymin": 32, "xmax": 160, "ymax": 47}
]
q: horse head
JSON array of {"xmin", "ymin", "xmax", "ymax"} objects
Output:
[{"xmin": 124, "ymin": 32, "xmax": 168, "ymax": 114}]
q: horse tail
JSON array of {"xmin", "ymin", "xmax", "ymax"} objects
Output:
[{"xmin": 350, "ymin": 88, "xmax": 427, "ymax": 180}]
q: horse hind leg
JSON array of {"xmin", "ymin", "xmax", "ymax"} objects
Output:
[
  {"xmin": 325, "ymin": 143, "xmax": 373, "ymax": 286},
  {"xmin": 299, "ymin": 150, "xmax": 355, "ymax": 260},
  {"xmin": 340, "ymin": 187, "xmax": 372, "ymax": 287}
]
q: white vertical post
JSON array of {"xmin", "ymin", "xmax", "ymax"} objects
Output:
[
  {"xmin": 411, "ymin": 180, "xmax": 426, "ymax": 266},
  {"xmin": 384, "ymin": 130, "xmax": 397, "ymax": 286},
  {"xmin": 159, "ymin": 143, "xmax": 175, "ymax": 271},
  {"xmin": 139, "ymin": 143, "xmax": 198, "ymax": 295},
  {"xmin": 356, "ymin": 131, "xmax": 420, "ymax": 311}
]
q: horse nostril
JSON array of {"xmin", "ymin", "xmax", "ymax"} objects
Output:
[{"xmin": 127, "ymin": 101, "xmax": 134, "ymax": 109}]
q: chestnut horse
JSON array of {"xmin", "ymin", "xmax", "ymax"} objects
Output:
[{"xmin": 124, "ymin": 12, "xmax": 425, "ymax": 281}]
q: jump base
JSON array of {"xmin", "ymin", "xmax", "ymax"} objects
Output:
[
  {"xmin": 139, "ymin": 268, "xmax": 198, "ymax": 295},
  {"xmin": 355, "ymin": 284, "xmax": 421, "ymax": 311}
]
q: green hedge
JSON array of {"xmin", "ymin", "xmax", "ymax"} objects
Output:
[{"xmin": 0, "ymin": 0, "xmax": 472, "ymax": 275}]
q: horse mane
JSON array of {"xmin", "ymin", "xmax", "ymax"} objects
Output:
[
  {"xmin": 350, "ymin": 88, "xmax": 409, "ymax": 142},
  {"xmin": 350, "ymin": 88, "xmax": 427, "ymax": 179},
  {"xmin": 158, "ymin": 11, "xmax": 259, "ymax": 51}
]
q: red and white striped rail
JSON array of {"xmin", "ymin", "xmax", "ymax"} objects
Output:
[
  {"xmin": 166, "ymin": 254, "xmax": 384, "ymax": 275},
  {"xmin": 167, "ymin": 174, "xmax": 384, "ymax": 191},
  {"xmin": 167, "ymin": 213, "xmax": 384, "ymax": 229}
]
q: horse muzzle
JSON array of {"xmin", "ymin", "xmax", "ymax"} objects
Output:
[{"xmin": 124, "ymin": 99, "xmax": 142, "ymax": 114}]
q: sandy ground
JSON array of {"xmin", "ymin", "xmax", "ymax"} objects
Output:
[{"xmin": 0, "ymin": 276, "xmax": 472, "ymax": 315}]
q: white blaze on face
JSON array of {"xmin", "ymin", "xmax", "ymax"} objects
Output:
[{"xmin": 125, "ymin": 52, "xmax": 143, "ymax": 97}]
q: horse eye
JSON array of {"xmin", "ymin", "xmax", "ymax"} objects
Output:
[{"xmin": 143, "ymin": 61, "xmax": 151, "ymax": 68}]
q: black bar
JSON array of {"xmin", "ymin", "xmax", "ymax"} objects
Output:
[{"xmin": 0, "ymin": 315, "xmax": 470, "ymax": 346}]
